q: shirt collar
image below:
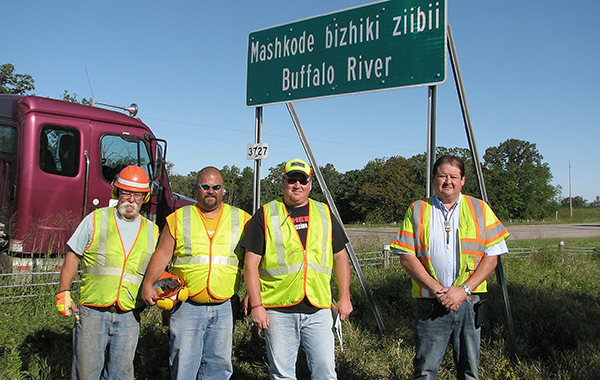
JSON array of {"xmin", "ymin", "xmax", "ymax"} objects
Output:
[{"xmin": 432, "ymin": 193, "xmax": 462, "ymax": 215}]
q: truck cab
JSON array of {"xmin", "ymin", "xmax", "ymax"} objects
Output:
[{"xmin": 0, "ymin": 95, "xmax": 193, "ymax": 268}]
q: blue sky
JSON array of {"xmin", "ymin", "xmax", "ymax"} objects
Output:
[{"xmin": 4, "ymin": 1, "xmax": 599, "ymax": 203}]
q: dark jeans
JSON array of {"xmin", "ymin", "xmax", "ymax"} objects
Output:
[{"xmin": 413, "ymin": 296, "xmax": 481, "ymax": 380}]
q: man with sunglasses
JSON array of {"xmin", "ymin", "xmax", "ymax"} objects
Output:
[
  {"xmin": 141, "ymin": 166, "xmax": 250, "ymax": 380},
  {"xmin": 242, "ymin": 158, "xmax": 353, "ymax": 380},
  {"xmin": 56, "ymin": 165, "xmax": 159, "ymax": 380}
]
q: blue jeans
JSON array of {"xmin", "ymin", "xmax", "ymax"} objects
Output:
[
  {"xmin": 265, "ymin": 308, "xmax": 337, "ymax": 380},
  {"xmin": 72, "ymin": 305, "xmax": 140, "ymax": 380},
  {"xmin": 413, "ymin": 296, "xmax": 481, "ymax": 380},
  {"xmin": 169, "ymin": 299, "xmax": 233, "ymax": 380}
]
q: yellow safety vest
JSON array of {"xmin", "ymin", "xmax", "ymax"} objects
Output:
[
  {"xmin": 80, "ymin": 207, "xmax": 158, "ymax": 310},
  {"xmin": 170, "ymin": 204, "xmax": 247, "ymax": 300},
  {"xmin": 391, "ymin": 195, "xmax": 509, "ymax": 298},
  {"xmin": 260, "ymin": 198, "xmax": 333, "ymax": 308}
]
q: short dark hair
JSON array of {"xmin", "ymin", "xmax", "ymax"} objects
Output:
[{"xmin": 432, "ymin": 155, "xmax": 465, "ymax": 178}]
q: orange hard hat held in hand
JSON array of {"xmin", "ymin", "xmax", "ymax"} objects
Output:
[{"xmin": 153, "ymin": 271, "xmax": 189, "ymax": 310}]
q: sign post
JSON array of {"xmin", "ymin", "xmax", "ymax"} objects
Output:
[{"xmin": 247, "ymin": 0, "xmax": 447, "ymax": 106}]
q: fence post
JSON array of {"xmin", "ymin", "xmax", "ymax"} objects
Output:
[
  {"xmin": 383, "ymin": 245, "xmax": 390, "ymax": 269},
  {"xmin": 558, "ymin": 241, "xmax": 565, "ymax": 254}
]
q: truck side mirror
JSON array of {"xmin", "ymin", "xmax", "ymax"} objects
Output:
[
  {"xmin": 153, "ymin": 143, "xmax": 164, "ymax": 181},
  {"xmin": 150, "ymin": 179, "xmax": 161, "ymax": 197}
]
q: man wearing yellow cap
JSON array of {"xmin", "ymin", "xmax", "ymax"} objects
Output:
[
  {"xmin": 242, "ymin": 158, "xmax": 353, "ymax": 380},
  {"xmin": 56, "ymin": 165, "xmax": 159, "ymax": 380}
]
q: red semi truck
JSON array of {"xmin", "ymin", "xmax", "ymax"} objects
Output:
[{"xmin": 0, "ymin": 95, "xmax": 195, "ymax": 271}]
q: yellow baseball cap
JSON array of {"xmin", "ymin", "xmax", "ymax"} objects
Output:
[{"xmin": 284, "ymin": 158, "xmax": 311, "ymax": 179}]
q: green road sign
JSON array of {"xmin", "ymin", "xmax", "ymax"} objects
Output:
[{"xmin": 246, "ymin": 0, "xmax": 447, "ymax": 107}]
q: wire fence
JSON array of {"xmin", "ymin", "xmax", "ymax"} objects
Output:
[
  {"xmin": 356, "ymin": 243, "xmax": 599, "ymax": 268},
  {"xmin": 1, "ymin": 242, "xmax": 598, "ymax": 301},
  {"xmin": 0, "ymin": 257, "xmax": 80, "ymax": 301},
  {"xmin": 506, "ymin": 244, "xmax": 598, "ymax": 258}
]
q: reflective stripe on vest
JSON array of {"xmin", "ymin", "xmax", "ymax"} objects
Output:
[
  {"xmin": 80, "ymin": 207, "xmax": 158, "ymax": 310},
  {"xmin": 260, "ymin": 198, "xmax": 333, "ymax": 308},
  {"xmin": 171, "ymin": 204, "xmax": 245, "ymax": 299}
]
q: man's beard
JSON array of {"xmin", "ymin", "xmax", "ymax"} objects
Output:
[
  {"xmin": 118, "ymin": 200, "xmax": 141, "ymax": 220},
  {"xmin": 201, "ymin": 194, "xmax": 218, "ymax": 210}
]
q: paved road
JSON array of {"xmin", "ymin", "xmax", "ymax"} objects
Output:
[{"xmin": 345, "ymin": 222, "xmax": 600, "ymax": 244}]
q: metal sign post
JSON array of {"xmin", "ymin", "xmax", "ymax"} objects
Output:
[
  {"xmin": 252, "ymin": 107, "xmax": 263, "ymax": 213},
  {"xmin": 447, "ymin": 24, "xmax": 519, "ymax": 362},
  {"xmin": 426, "ymin": 85, "xmax": 437, "ymax": 198},
  {"xmin": 286, "ymin": 102, "xmax": 385, "ymax": 334}
]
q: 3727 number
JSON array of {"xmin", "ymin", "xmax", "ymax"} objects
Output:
[{"xmin": 247, "ymin": 143, "xmax": 269, "ymax": 160}]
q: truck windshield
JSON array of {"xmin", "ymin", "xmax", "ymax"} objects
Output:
[{"xmin": 100, "ymin": 134, "xmax": 152, "ymax": 183}]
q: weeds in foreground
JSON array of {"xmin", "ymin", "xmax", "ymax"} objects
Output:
[{"xmin": 2, "ymin": 237, "xmax": 600, "ymax": 379}]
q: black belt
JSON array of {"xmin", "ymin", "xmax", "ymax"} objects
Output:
[{"xmin": 90, "ymin": 304, "xmax": 130, "ymax": 313}]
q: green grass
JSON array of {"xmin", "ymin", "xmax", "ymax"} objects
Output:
[
  {"xmin": 555, "ymin": 206, "xmax": 600, "ymax": 222},
  {"xmin": 514, "ymin": 206, "xmax": 600, "ymax": 225},
  {"xmin": 2, "ymin": 237, "xmax": 600, "ymax": 379}
]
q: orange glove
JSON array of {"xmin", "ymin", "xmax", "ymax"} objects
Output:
[{"xmin": 56, "ymin": 290, "xmax": 73, "ymax": 317}]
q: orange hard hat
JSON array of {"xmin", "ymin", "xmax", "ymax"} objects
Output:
[
  {"xmin": 153, "ymin": 271, "xmax": 189, "ymax": 310},
  {"xmin": 111, "ymin": 165, "xmax": 151, "ymax": 201}
]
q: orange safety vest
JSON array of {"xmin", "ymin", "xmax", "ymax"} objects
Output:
[
  {"xmin": 391, "ymin": 195, "xmax": 509, "ymax": 298},
  {"xmin": 170, "ymin": 204, "xmax": 248, "ymax": 300}
]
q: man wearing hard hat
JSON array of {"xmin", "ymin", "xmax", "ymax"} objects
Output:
[
  {"xmin": 141, "ymin": 166, "xmax": 251, "ymax": 380},
  {"xmin": 56, "ymin": 165, "xmax": 159, "ymax": 380}
]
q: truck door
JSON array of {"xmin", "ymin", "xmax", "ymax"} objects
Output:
[
  {"xmin": 0, "ymin": 123, "xmax": 18, "ymax": 250},
  {"xmin": 23, "ymin": 118, "xmax": 89, "ymax": 255}
]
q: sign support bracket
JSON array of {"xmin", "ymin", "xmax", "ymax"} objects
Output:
[{"xmin": 286, "ymin": 102, "xmax": 386, "ymax": 334}]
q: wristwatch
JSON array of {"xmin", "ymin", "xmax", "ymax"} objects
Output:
[{"xmin": 461, "ymin": 283, "xmax": 472, "ymax": 295}]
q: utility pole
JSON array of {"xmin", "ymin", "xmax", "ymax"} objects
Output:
[{"xmin": 569, "ymin": 160, "xmax": 572, "ymax": 217}]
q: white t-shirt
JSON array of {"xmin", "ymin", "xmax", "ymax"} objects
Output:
[{"xmin": 67, "ymin": 207, "xmax": 143, "ymax": 257}]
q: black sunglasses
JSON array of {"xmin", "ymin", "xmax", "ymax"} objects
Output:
[
  {"xmin": 285, "ymin": 177, "xmax": 309, "ymax": 185},
  {"xmin": 198, "ymin": 183, "xmax": 223, "ymax": 191}
]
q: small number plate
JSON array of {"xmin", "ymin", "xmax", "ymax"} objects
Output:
[{"xmin": 247, "ymin": 143, "xmax": 269, "ymax": 160}]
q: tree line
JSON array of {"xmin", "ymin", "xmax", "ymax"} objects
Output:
[
  {"xmin": 168, "ymin": 140, "xmax": 573, "ymax": 224},
  {"xmin": 3, "ymin": 63, "xmax": 593, "ymax": 220}
]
